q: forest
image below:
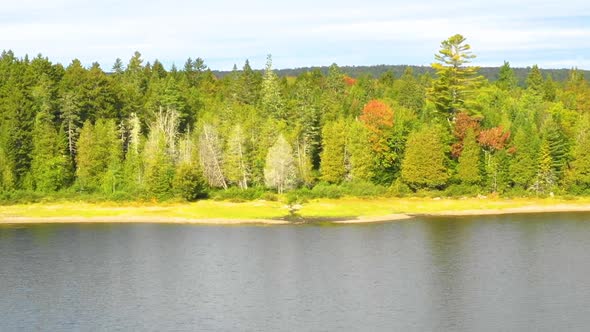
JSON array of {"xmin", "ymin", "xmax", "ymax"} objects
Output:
[{"xmin": 1, "ymin": 34, "xmax": 590, "ymax": 203}]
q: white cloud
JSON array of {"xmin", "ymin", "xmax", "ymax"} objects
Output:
[{"xmin": 0, "ymin": 0, "xmax": 589, "ymax": 70}]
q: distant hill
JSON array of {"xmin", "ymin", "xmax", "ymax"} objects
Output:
[{"xmin": 212, "ymin": 65, "xmax": 589, "ymax": 86}]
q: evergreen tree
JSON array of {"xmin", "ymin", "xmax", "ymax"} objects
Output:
[
  {"xmin": 533, "ymin": 138, "xmax": 555, "ymax": 194},
  {"xmin": 347, "ymin": 121, "xmax": 374, "ymax": 182},
  {"xmin": 320, "ymin": 119, "xmax": 347, "ymax": 183},
  {"xmin": 173, "ymin": 130, "xmax": 205, "ymax": 201},
  {"xmin": 0, "ymin": 146, "xmax": 15, "ymax": 192},
  {"xmin": 542, "ymin": 118, "xmax": 569, "ymax": 181},
  {"xmin": 509, "ymin": 128, "xmax": 540, "ymax": 189},
  {"xmin": 566, "ymin": 116, "xmax": 590, "ymax": 192},
  {"xmin": 456, "ymin": 129, "xmax": 481, "ymax": 184},
  {"xmin": 238, "ymin": 59, "xmax": 260, "ymax": 105},
  {"xmin": 526, "ymin": 65, "xmax": 544, "ymax": 95},
  {"xmin": 401, "ymin": 126, "xmax": 449, "ymax": 188},
  {"xmin": 429, "ymin": 34, "xmax": 484, "ymax": 118},
  {"xmin": 174, "ymin": 162, "xmax": 206, "ymax": 201},
  {"xmin": 74, "ymin": 121, "xmax": 96, "ymax": 190},
  {"xmin": 31, "ymin": 111, "xmax": 69, "ymax": 192},
  {"xmin": 261, "ymin": 54, "xmax": 285, "ymax": 120},
  {"xmin": 75, "ymin": 119, "xmax": 121, "ymax": 191},
  {"xmin": 60, "ymin": 92, "xmax": 81, "ymax": 161},
  {"xmin": 543, "ymin": 74, "xmax": 557, "ymax": 102},
  {"xmin": 496, "ymin": 61, "xmax": 517, "ymax": 91},
  {"xmin": 112, "ymin": 58, "xmax": 124, "ymax": 74},
  {"xmin": 391, "ymin": 67, "xmax": 425, "ymax": 111},
  {"xmin": 143, "ymin": 130, "xmax": 174, "ymax": 199}
]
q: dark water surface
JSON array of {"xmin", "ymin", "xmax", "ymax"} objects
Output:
[{"xmin": 2, "ymin": 213, "xmax": 590, "ymax": 331}]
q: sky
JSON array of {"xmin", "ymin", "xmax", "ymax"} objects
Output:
[{"xmin": 1, "ymin": 0, "xmax": 590, "ymax": 71}]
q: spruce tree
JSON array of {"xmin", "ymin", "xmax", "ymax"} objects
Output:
[
  {"xmin": 401, "ymin": 126, "xmax": 449, "ymax": 188},
  {"xmin": 456, "ymin": 129, "xmax": 481, "ymax": 185},
  {"xmin": 31, "ymin": 111, "xmax": 69, "ymax": 192},
  {"xmin": 534, "ymin": 138, "xmax": 555, "ymax": 194},
  {"xmin": 496, "ymin": 61, "xmax": 517, "ymax": 91},
  {"xmin": 347, "ymin": 121, "xmax": 374, "ymax": 182},
  {"xmin": 260, "ymin": 54, "xmax": 285, "ymax": 120},
  {"xmin": 143, "ymin": 130, "xmax": 174, "ymax": 199},
  {"xmin": 320, "ymin": 119, "xmax": 347, "ymax": 183},
  {"xmin": 509, "ymin": 128, "xmax": 540, "ymax": 189},
  {"xmin": 75, "ymin": 119, "xmax": 121, "ymax": 191},
  {"xmin": 566, "ymin": 117, "xmax": 590, "ymax": 191},
  {"xmin": 526, "ymin": 65, "xmax": 544, "ymax": 95}
]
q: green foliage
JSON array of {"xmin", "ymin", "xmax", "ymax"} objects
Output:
[
  {"xmin": 429, "ymin": 34, "xmax": 484, "ymax": 117},
  {"xmin": 496, "ymin": 61, "xmax": 517, "ymax": 91},
  {"xmin": 456, "ymin": 129, "xmax": 482, "ymax": 184},
  {"xmin": 390, "ymin": 67, "xmax": 425, "ymax": 111},
  {"xmin": 288, "ymin": 181, "xmax": 387, "ymax": 200},
  {"xmin": 566, "ymin": 116, "xmax": 590, "ymax": 190},
  {"xmin": 173, "ymin": 163, "xmax": 207, "ymax": 201},
  {"xmin": 1, "ymin": 40, "xmax": 590, "ymax": 202},
  {"xmin": 261, "ymin": 55, "xmax": 285, "ymax": 120},
  {"xmin": 509, "ymin": 128, "xmax": 540, "ymax": 189},
  {"xmin": 75, "ymin": 119, "xmax": 121, "ymax": 191},
  {"xmin": 526, "ymin": 65, "xmax": 545, "ymax": 95},
  {"xmin": 444, "ymin": 184, "xmax": 482, "ymax": 197},
  {"xmin": 347, "ymin": 121, "xmax": 374, "ymax": 181},
  {"xmin": 320, "ymin": 119, "xmax": 347, "ymax": 183},
  {"xmin": 31, "ymin": 111, "xmax": 70, "ymax": 192},
  {"xmin": 401, "ymin": 126, "xmax": 449, "ymax": 189},
  {"xmin": 388, "ymin": 178, "xmax": 411, "ymax": 197},
  {"xmin": 0, "ymin": 146, "xmax": 15, "ymax": 192},
  {"xmin": 533, "ymin": 138, "xmax": 555, "ymax": 193},
  {"xmin": 143, "ymin": 131, "xmax": 175, "ymax": 200}
]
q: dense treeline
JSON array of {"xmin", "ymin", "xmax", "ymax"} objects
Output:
[
  {"xmin": 1, "ymin": 34, "xmax": 590, "ymax": 202},
  {"xmin": 214, "ymin": 65, "xmax": 590, "ymax": 87}
]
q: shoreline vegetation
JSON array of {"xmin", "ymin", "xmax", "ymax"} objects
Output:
[
  {"xmin": 2, "ymin": 197, "xmax": 590, "ymax": 225},
  {"xmin": 2, "ymin": 34, "xmax": 590, "ymax": 213}
]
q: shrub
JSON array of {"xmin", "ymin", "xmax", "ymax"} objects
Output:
[{"xmin": 388, "ymin": 179, "xmax": 411, "ymax": 197}]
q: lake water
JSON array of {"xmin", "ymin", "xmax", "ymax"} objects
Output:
[{"xmin": 1, "ymin": 213, "xmax": 590, "ymax": 331}]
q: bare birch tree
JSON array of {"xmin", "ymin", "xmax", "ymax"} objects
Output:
[
  {"xmin": 199, "ymin": 123, "xmax": 227, "ymax": 189},
  {"xmin": 151, "ymin": 106, "xmax": 180, "ymax": 158},
  {"xmin": 264, "ymin": 134, "xmax": 297, "ymax": 193},
  {"xmin": 224, "ymin": 125, "xmax": 249, "ymax": 189}
]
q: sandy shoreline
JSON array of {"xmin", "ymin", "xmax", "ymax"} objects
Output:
[
  {"xmin": 0, "ymin": 216, "xmax": 290, "ymax": 225},
  {"xmin": 1, "ymin": 204, "xmax": 590, "ymax": 225}
]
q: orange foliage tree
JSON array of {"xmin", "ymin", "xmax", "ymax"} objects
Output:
[
  {"xmin": 343, "ymin": 76, "xmax": 357, "ymax": 86},
  {"xmin": 359, "ymin": 100, "xmax": 394, "ymax": 153}
]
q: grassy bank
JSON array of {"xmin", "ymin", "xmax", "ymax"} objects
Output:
[{"xmin": 2, "ymin": 197, "xmax": 590, "ymax": 224}]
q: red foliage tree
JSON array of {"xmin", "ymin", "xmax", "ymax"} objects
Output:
[
  {"xmin": 478, "ymin": 126, "xmax": 511, "ymax": 152},
  {"xmin": 451, "ymin": 112, "xmax": 481, "ymax": 157}
]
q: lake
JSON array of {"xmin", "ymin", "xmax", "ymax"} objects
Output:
[{"xmin": 1, "ymin": 212, "xmax": 590, "ymax": 331}]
